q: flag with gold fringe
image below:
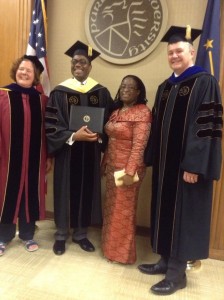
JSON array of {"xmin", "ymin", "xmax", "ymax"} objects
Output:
[
  {"xmin": 195, "ymin": 0, "xmax": 220, "ymax": 80},
  {"xmin": 26, "ymin": 0, "xmax": 50, "ymax": 96}
]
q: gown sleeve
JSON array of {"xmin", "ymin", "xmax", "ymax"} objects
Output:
[
  {"xmin": 181, "ymin": 75, "xmax": 223, "ymax": 180},
  {"xmin": 98, "ymin": 87, "xmax": 114, "ymax": 153},
  {"xmin": 45, "ymin": 89, "xmax": 72, "ymax": 155},
  {"xmin": 125, "ymin": 106, "xmax": 152, "ymax": 175},
  {"xmin": 144, "ymin": 85, "xmax": 163, "ymax": 166}
]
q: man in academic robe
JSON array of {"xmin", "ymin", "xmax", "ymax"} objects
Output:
[
  {"xmin": 45, "ymin": 41, "xmax": 113, "ymax": 255},
  {"xmin": 138, "ymin": 26, "xmax": 223, "ymax": 295}
]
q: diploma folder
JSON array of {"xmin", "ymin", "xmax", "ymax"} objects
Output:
[{"xmin": 69, "ymin": 105, "xmax": 105, "ymax": 133}]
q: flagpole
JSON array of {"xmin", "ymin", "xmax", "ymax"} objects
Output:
[{"xmin": 208, "ymin": 51, "xmax": 214, "ymax": 75}]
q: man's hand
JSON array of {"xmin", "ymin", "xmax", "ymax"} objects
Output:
[
  {"xmin": 183, "ymin": 171, "xmax": 198, "ymax": 183},
  {"xmin": 73, "ymin": 126, "xmax": 98, "ymax": 142}
]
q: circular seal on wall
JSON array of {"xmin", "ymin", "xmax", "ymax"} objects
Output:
[{"xmin": 85, "ymin": 0, "xmax": 168, "ymax": 65}]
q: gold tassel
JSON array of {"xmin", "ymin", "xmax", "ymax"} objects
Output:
[
  {"xmin": 185, "ymin": 25, "xmax": 191, "ymax": 41},
  {"xmin": 88, "ymin": 46, "xmax": 92, "ymax": 57}
]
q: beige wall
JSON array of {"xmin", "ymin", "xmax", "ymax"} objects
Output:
[{"xmin": 46, "ymin": 0, "xmax": 207, "ymax": 226}]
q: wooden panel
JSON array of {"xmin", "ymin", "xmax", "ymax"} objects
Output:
[
  {"xmin": 16, "ymin": 0, "xmax": 33, "ymax": 55},
  {"xmin": 0, "ymin": 0, "xmax": 32, "ymax": 86}
]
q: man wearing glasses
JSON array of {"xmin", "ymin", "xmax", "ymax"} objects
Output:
[{"xmin": 45, "ymin": 41, "xmax": 113, "ymax": 255}]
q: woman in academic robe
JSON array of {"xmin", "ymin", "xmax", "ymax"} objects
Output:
[{"xmin": 0, "ymin": 55, "xmax": 51, "ymax": 256}]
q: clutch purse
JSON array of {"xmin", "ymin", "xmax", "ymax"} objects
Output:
[{"xmin": 114, "ymin": 169, "xmax": 139, "ymax": 187}]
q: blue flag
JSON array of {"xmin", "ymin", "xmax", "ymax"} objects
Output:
[
  {"xmin": 195, "ymin": 0, "xmax": 220, "ymax": 80},
  {"xmin": 26, "ymin": 0, "xmax": 50, "ymax": 96}
]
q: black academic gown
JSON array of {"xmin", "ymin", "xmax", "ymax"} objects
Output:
[
  {"xmin": 45, "ymin": 77, "xmax": 113, "ymax": 230},
  {"xmin": 144, "ymin": 67, "xmax": 223, "ymax": 261}
]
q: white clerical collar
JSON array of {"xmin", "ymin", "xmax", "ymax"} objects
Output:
[
  {"xmin": 81, "ymin": 79, "xmax": 87, "ymax": 85},
  {"xmin": 174, "ymin": 64, "xmax": 194, "ymax": 77},
  {"xmin": 72, "ymin": 78, "xmax": 88, "ymax": 85}
]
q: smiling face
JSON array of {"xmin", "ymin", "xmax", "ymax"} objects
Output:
[
  {"xmin": 71, "ymin": 54, "xmax": 92, "ymax": 82},
  {"xmin": 167, "ymin": 41, "xmax": 195, "ymax": 75},
  {"xmin": 15, "ymin": 60, "xmax": 35, "ymax": 88},
  {"xmin": 119, "ymin": 77, "xmax": 140, "ymax": 106}
]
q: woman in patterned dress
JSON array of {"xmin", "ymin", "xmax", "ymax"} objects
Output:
[{"xmin": 101, "ymin": 75, "xmax": 152, "ymax": 264}]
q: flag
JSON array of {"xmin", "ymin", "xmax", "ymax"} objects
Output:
[
  {"xmin": 26, "ymin": 0, "xmax": 50, "ymax": 96},
  {"xmin": 195, "ymin": 0, "xmax": 220, "ymax": 80}
]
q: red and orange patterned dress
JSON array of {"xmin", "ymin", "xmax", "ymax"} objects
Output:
[{"xmin": 101, "ymin": 104, "xmax": 152, "ymax": 264}]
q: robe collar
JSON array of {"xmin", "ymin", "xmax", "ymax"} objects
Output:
[
  {"xmin": 168, "ymin": 66, "xmax": 206, "ymax": 84},
  {"xmin": 58, "ymin": 77, "xmax": 99, "ymax": 93},
  {"xmin": 2, "ymin": 83, "xmax": 41, "ymax": 95}
]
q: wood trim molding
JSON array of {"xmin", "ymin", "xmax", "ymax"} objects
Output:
[
  {"xmin": 0, "ymin": 0, "xmax": 32, "ymax": 85},
  {"xmin": 209, "ymin": 248, "xmax": 224, "ymax": 261},
  {"xmin": 209, "ymin": 0, "xmax": 224, "ymax": 261},
  {"xmin": 15, "ymin": 0, "xmax": 32, "ymax": 57},
  {"xmin": 45, "ymin": 211, "xmax": 151, "ymax": 237}
]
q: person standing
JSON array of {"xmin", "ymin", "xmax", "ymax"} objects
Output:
[
  {"xmin": 45, "ymin": 41, "xmax": 113, "ymax": 255},
  {"xmin": 101, "ymin": 75, "xmax": 152, "ymax": 264},
  {"xmin": 0, "ymin": 55, "xmax": 51, "ymax": 255},
  {"xmin": 138, "ymin": 26, "xmax": 223, "ymax": 295}
]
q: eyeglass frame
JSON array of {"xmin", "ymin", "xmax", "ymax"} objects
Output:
[{"xmin": 71, "ymin": 58, "xmax": 90, "ymax": 66}]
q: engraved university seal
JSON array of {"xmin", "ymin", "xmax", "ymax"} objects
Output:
[{"xmin": 85, "ymin": 0, "xmax": 168, "ymax": 64}]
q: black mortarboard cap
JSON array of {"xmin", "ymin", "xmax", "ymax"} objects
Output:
[
  {"xmin": 64, "ymin": 40, "xmax": 101, "ymax": 61},
  {"xmin": 161, "ymin": 25, "xmax": 202, "ymax": 45},
  {"xmin": 23, "ymin": 55, "xmax": 44, "ymax": 73}
]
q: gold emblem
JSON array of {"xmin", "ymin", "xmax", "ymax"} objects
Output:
[
  {"xmin": 179, "ymin": 86, "xmax": 190, "ymax": 96},
  {"xmin": 89, "ymin": 95, "xmax": 98, "ymax": 105},
  {"xmin": 68, "ymin": 96, "xmax": 79, "ymax": 105},
  {"xmin": 83, "ymin": 115, "xmax": 91, "ymax": 123}
]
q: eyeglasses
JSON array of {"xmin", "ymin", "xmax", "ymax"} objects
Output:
[
  {"xmin": 120, "ymin": 85, "xmax": 138, "ymax": 91},
  {"xmin": 71, "ymin": 59, "xmax": 89, "ymax": 66}
]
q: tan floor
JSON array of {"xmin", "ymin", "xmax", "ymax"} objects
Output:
[{"xmin": 0, "ymin": 220, "xmax": 224, "ymax": 300}]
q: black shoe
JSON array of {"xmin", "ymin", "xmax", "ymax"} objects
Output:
[
  {"xmin": 53, "ymin": 240, "xmax": 65, "ymax": 255},
  {"xmin": 150, "ymin": 276, "xmax": 187, "ymax": 295},
  {"xmin": 138, "ymin": 263, "xmax": 167, "ymax": 275},
  {"xmin": 72, "ymin": 238, "xmax": 95, "ymax": 252}
]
